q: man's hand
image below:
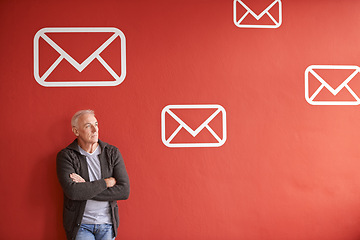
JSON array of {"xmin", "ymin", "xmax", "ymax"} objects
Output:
[
  {"xmin": 70, "ymin": 173, "xmax": 116, "ymax": 188},
  {"xmin": 104, "ymin": 177, "xmax": 116, "ymax": 188},
  {"xmin": 70, "ymin": 173, "xmax": 85, "ymax": 183}
]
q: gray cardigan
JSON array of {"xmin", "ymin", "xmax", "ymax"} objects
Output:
[{"xmin": 56, "ymin": 139, "xmax": 130, "ymax": 240}]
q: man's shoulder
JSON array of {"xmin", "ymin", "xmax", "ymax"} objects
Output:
[
  {"xmin": 57, "ymin": 139, "xmax": 79, "ymax": 158},
  {"xmin": 99, "ymin": 140, "xmax": 122, "ymax": 160},
  {"xmin": 99, "ymin": 140, "xmax": 119, "ymax": 151},
  {"xmin": 58, "ymin": 147, "xmax": 75, "ymax": 155}
]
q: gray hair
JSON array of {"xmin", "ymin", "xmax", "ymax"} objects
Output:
[{"xmin": 71, "ymin": 109, "xmax": 95, "ymax": 128}]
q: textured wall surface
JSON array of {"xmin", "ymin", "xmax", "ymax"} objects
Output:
[{"xmin": 2, "ymin": 0, "xmax": 360, "ymax": 239}]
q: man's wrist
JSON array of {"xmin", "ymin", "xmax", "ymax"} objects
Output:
[{"xmin": 104, "ymin": 177, "xmax": 116, "ymax": 188}]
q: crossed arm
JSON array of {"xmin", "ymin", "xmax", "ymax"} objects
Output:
[
  {"xmin": 56, "ymin": 148, "xmax": 130, "ymax": 201},
  {"xmin": 70, "ymin": 173, "xmax": 116, "ymax": 188}
]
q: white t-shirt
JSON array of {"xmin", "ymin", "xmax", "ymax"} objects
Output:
[{"xmin": 78, "ymin": 145, "xmax": 112, "ymax": 224}]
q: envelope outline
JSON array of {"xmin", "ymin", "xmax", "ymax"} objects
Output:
[
  {"xmin": 161, "ymin": 104, "xmax": 227, "ymax": 148},
  {"xmin": 233, "ymin": 0, "xmax": 282, "ymax": 28},
  {"xmin": 34, "ymin": 27, "xmax": 126, "ymax": 87},
  {"xmin": 305, "ymin": 65, "xmax": 360, "ymax": 105}
]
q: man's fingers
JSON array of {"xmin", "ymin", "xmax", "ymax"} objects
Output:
[
  {"xmin": 104, "ymin": 177, "xmax": 116, "ymax": 188},
  {"xmin": 70, "ymin": 173, "xmax": 85, "ymax": 183}
]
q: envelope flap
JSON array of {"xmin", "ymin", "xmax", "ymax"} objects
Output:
[
  {"xmin": 312, "ymin": 83, "xmax": 358, "ymax": 101},
  {"xmin": 313, "ymin": 68, "xmax": 358, "ymax": 91},
  {"xmin": 44, "ymin": 32, "xmax": 114, "ymax": 64},
  {"xmin": 170, "ymin": 108, "xmax": 219, "ymax": 132},
  {"xmin": 238, "ymin": 0, "xmax": 279, "ymax": 16},
  {"xmin": 170, "ymin": 127, "xmax": 220, "ymax": 144},
  {"xmin": 42, "ymin": 54, "xmax": 117, "ymax": 82}
]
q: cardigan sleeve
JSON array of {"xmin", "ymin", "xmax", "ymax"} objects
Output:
[
  {"xmin": 56, "ymin": 149, "xmax": 108, "ymax": 201},
  {"xmin": 92, "ymin": 148, "xmax": 130, "ymax": 201}
]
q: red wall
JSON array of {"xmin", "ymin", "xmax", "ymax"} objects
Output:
[{"xmin": 2, "ymin": 0, "xmax": 360, "ymax": 239}]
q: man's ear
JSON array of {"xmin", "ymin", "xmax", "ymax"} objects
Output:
[{"xmin": 72, "ymin": 127, "xmax": 79, "ymax": 137}]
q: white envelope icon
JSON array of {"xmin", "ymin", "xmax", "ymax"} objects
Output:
[
  {"xmin": 233, "ymin": 0, "xmax": 282, "ymax": 28},
  {"xmin": 305, "ymin": 65, "xmax": 360, "ymax": 105},
  {"xmin": 33, "ymin": 27, "xmax": 126, "ymax": 87},
  {"xmin": 161, "ymin": 104, "xmax": 227, "ymax": 148}
]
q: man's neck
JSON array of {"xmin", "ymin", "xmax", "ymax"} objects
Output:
[{"xmin": 78, "ymin": 141, "xmax": 99, "ymax": 153}]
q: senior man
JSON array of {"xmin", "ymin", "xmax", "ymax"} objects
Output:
[{"xmin": 56, "ymin": 110, "xmax": 130, "ymax": 240}]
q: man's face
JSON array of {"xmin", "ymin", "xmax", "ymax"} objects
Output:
[{"xmin": 74, "ymin": 113, "xmax": 99, "ymax": 145}]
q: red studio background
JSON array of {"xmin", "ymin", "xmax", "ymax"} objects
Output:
[{"xmin": 2, "ymin": 0, "xmax": 360, "ymax": 239}]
